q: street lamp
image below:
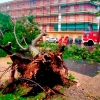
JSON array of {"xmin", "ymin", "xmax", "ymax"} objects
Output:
[
  {"xmin": 98, "ymin": 16, "xmax": 100, "ymax": 43},
  {"xmin": 97, "ymin": 5, "xmax": 100, "ymax": 44}
]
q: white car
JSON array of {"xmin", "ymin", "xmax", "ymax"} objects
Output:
[{"xmin": 46, "ymin": 38, "xmax": 58, "ymax": 43}]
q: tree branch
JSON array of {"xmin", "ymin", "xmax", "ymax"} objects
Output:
[
  {"xmin": 0, "ymin": 29, "xmax": 4, "ymax": 37},
  {"xmin": 27, "ymin": 20, "xmax": 47, "ymax": 46},
  {"xmin": 22, "ymin": 36, "xmax": 28, "ymax": 46},
  {"xmin": 32, "ymin": 30, "xmax": 46, "ymax": 46},
  {"xmin": 0, "ymin": 42, "xmax": 12, "ymax": 55},
  {"xmin": 13, "ymin": 21, "xmax": 28, "ymax": 51}
]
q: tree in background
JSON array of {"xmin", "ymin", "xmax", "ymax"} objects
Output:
[
  {"xmin": 91, "ymin": 0, "xmax": 100, "ymax": 16},
  {"xmin": 0, "ymin": 12, "xmax": 41, "ymax": 56},
  {"xmin": 0, "ymin": 11, "xmax": 13, "ymax": 36}
]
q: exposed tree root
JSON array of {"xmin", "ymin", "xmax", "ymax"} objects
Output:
[{"xmin": 0, "ymin": 43, "xmax": 77, "ymax": 97}]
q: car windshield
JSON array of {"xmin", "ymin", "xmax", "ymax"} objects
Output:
[
  {"xmin": 49, "ymin": 38, "xmax": 55, "ymax": 39},
  {"xmin": 84, "ymin": 33, "xmax": 90, "ymax": 37}
]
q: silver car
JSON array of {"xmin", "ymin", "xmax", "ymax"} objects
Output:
[{"xmin": 46, "ymin": 38, "xmax": 58, "ymax": 43}]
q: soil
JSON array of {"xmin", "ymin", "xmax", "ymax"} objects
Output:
[
  {"xmin": 0, "ymin": 57, "xmax": 12, "ymax": 84},
  {"xmin": 0, "ymin": 57, "xmax": 100, "ymax": 100}
]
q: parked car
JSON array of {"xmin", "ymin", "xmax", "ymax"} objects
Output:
[
  {"xmin": 75, "ymin": 38, "xmax": 82, "ymax": 44},
  {"xmin": 46, "ymin": 38, "xmax": 58, "ymax": 43},
  {"xmin": 68, "ymin": 37, "xmax": 73, "ymax": 44}
]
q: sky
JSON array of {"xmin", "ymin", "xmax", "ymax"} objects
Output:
[{"xmin": 0, "ymin": 0, "xmax": 12, "ymax": 3}]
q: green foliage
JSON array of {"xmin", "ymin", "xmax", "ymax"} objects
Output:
[
  {"xmin": 39, "ymin": 41, "xmax": 59, "ymax": 52},
  {"xmin": 51, "ymin": 97, "xmax": 63, "ymax": 100},
  {"xmin": 38, "ymin": 43, "xmax": 100, "ymax": 63},
  {"xmin": 27, "ymin": 15, "xmax": 35, "ymax": 24},
  {"xmin": 63, "ymin": 44, "xmax": 100, "ymax": 63},
  {"xmin": 0, "ymin": 11, "xmax": 13, "ymax": 32},
  {"xmin": 68, "ymin": 73, "xmax": 75, "ymax": 82},
  {"xmin": 0, "ymin": 97, "xmax": 2, "ymax": 100},
  {"xmin": 64, "ymin": 85, "xmax": 70, "ymax": 88},
  {"xmin": 90, "ymin": 48, "xmax": 100, "ymax": 62},
  {"xmin": 0, "ymin": 49, "xmax": 7, "ymax": 57},
  {"xmin": 95, "ymin": 12, "xmax": 100, "ymax": 17},
  {"xmin": 63, "ymin": 44, "xmax": 87, "ymax": 60},
  {"xmin": 13, "ymin": 85, "xmax": 32, "ymax": 97},
  {"xmin": 0, "ymin": 93, "xmax": 26, "ymax": 100},
  {"xmin": 0, "ymin": 12, "xmax": 40, "ymax": 57},
  {"xmin": 90, "ymin": 0, "xmax": 100, "ymax": 16},
  {"xmin": 91, "ymin": 0, "xmax": 100, "ymax": 2},
  {"xmin": 7, "ymin": 62, "xmax": 13, "ymax": 65},
  {"xmin": 0, "ymin": 32, "xmax": 22, "ymax": 54},
  {"xmin": 0, "ymin": 91, "xmax": 46, "ymax": 100},
  {"xmin": 16, "ymin": 16, "xmax": 40, "ymax": 44},
  {"xmin": 1, "ymin": 94, "xmax": 15, "ymax": 100},
  {"xmin": 33, "ymin": 92, "xmax": 46, "ymax": 100}
]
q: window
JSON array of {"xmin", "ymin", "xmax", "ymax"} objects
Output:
[
  {"xmin": 70, "ymin": 0, "xmax": 74, "ymax": 2},
  {"xmin": 46, "ymin": 7, "xmax": 50, "ymax": 13},
  {"xmin": 54, "ymin": 0, "xmax": 58, "ymax": 3},
  {"xmin": 47, "ymin": 0, "xmax": 50, "ymax": 3},
  {"xmin": 29, "ymin": 1, "xmax": 36, "ymax": 6},
  {"xmin": 61, "ymin": 6, "xmax": 66, "ymax": 12},
  {"xmin": 16, "ymin": 4, "xmax": 19, "ymax": 7},
  {"xmin": 70, "ymin": 6, "xmax": 74, "ymax": 12},
  {"xmin": 79, "ymin": 15, "xmax": 83, "ymax": 21},
  {"xmin": 85, "ymin": 33, "xmax": 90, "ymax": 37},
  {"xmin": 40, "ymin": 9, "xmax": 43, "ymax": 12},
  {"xmin": 70, "ymin": 16, "xmax": 74, "ymax": 22},
  {"xmin": 79, "ymin": 5, "xmax": 83, "ymax": 11},
  {"xmin": 22, "ymin": 3, "xmax": 24, "ymax": 6},
  {"xmin": 93, "ymin": 33, "xmax": 97, "ymax": 36},
  {"xmin": 40, "ymin": 0, "xmax": 43, "ymax": 4},
  {"xmin": 62, "ymin": 0, "xmax": 66, "ymax": 2},
  {"xmin": 98, "ymin": 6, "xmax": 100, "ymax": 11},
  {"xmin": 47, "ymin": 17, "xmax": 49, "ymax": 21},
  {"xmin": 0, "ymin": 6, "xmax": 2, "ymax": 11},
  {"xmin": 6, "ymin": 6, "xmax": 10, "ymax": 10}
]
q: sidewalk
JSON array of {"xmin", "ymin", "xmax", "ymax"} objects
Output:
[{"xmin": 65, "ymin": 70, "xmax": 100, "ymax": 100}]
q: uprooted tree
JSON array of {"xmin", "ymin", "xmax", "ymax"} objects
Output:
[{"xmin": 0, "ymin": 12, "xmax": 77, "ymax": 97}]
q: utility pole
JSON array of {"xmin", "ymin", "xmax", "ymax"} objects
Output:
[
  {"xmin": 98, "ymin": 18, "xmax": 100, "ymax": 44},
  {"xmin": 97, "ymin": 3, "xmax": 100, "ymax": 44}
]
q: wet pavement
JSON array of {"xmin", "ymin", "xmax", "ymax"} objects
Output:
[
  {"xmin": 64, "ymin": 59, "xmax": 100, "ymax": 77},
  {"xmin": 0, "ymin": 57, "xmax": 100, "ymax": 99}
]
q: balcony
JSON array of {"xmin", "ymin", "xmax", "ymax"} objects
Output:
[
  {"xmin": 60, "ymin": 19, "xmax": 66, "ymax": 22},
  {"xmin": 9, "ymin": 7, "xmax": 97, "ymax": 18},
  {"xmin": 59, "ymin": 0, "xmax": 66, "ymax": 3},
  {"xmin": 51, "ymin": 10, "xmax": 59, "ymax": 14},
  {"xmin": 43, "ymin": 2, "xmax": 50, "ymax": 5},
  {"xmin": 0, "ymin": 0, "xmax": 92, "ymax": 12},
  {"xmin": 60, "ymin": 9, "xmax": 66, "ymax": 13}
]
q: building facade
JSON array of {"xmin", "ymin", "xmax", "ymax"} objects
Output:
[{"xmin": 0, "ymin": 0, "xmax": 99, "ymax": 40}]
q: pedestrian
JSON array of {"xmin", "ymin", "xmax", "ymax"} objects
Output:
[
  {"xmin": 63, "ymin": 36, "xmax": 68, "ymax": 45},
  {"xmin": 58, "ymin": 37, "xmax": 63, "ymax": 45}
]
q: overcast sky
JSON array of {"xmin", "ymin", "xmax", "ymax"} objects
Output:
[{"xmin": 0, "ymin": 0, "xmax": 12, "ymax": 3}]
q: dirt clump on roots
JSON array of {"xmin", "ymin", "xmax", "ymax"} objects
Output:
[{"xmin": 0, "ymin": 43, "xmax": 77, "ymax": 98}]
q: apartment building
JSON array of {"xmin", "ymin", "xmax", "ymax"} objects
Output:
[{"xmin": 0, "ymin": 0, "xmax": 99, "ymax": 40}]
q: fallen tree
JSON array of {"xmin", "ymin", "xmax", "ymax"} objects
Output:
[
  {"xmin": 0, "ymin": 42, "xmax": 77, "ymax": 97},
  {"xmin": 0, "ymin": 16, "xmax": 77, "ymax": 98}
]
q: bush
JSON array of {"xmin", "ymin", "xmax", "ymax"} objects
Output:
[{"xmin": 0, "ymin": 49, "xmax": 7, "ymax": 57}]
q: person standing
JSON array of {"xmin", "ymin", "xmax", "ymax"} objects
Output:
[{"xmin": 63, "ymin": 36, "xmax": 68, "ymax": 45}]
